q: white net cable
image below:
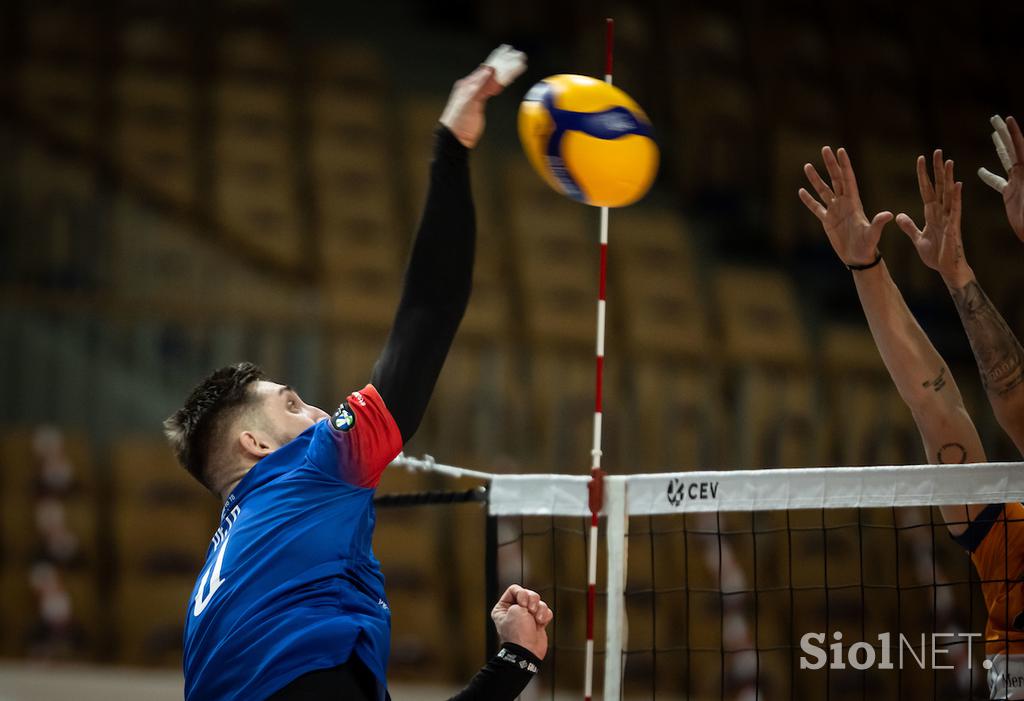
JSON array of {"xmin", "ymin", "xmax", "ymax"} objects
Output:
[{"xmin": 390, "ymin": 453, "xmax": 494, "ymax": 482}]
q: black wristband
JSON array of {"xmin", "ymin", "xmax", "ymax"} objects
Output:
[
  {"xmin": 495, "ymin": 643, "xmax": 542, "ymax": 675},
  {"xmin": 846, "ymin": 249, "xmax": 882, "ymax": 271},
  {"xmin": 446, "ymin": 643, "xmax": 543, "ymax": 700}
]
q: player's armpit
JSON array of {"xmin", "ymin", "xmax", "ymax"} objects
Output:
[{"xmin": 307, "ymin": 384, "xmax": 403, "ymax": 488}]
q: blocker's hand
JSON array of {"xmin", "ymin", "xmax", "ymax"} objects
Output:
[
  {"xmin": 799, "ymin": 147, "xmax": 894, "ymax": 267},
  {"xmin": 896, "ymin": 150, "xmax": 971, "ymax": 288},
  {"xmin": 491, "ymin": 584, "xmax": 553, "ymax": 660},
  {"xmin": 440, "ymin": 44, "xmax": 527, "ymax": 149},
  {"xmin": 978, "ymin": 115, "xmax": 1024, "ymax": 242}
]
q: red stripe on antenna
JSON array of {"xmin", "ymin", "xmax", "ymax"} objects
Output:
[
  {"xmin": 598, "ymin": 244, "xmax": 608, "ymax": 299},
  {"xmin": 595, "ymin": 358, "xmax": 604, "ymax": 412}
]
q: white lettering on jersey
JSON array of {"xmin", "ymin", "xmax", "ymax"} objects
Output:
[
  {"xmin": 193, "ymin": 533, "xmax": 230, "ymax": 617},
  {"xmin": 211, "ymin": 505, "xmax": 241, "ymax": 549}
]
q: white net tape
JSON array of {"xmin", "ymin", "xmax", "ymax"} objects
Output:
[{"xmin": 485, "ymin": 462, "xmax": 1024, "ymax": 516}]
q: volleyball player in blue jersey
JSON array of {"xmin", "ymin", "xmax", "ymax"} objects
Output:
[{"xmin": 163, "ymin": 46, "xmax": 543, "ymax": 700}]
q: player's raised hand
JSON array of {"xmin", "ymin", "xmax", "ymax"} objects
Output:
[
  {"xmin": 440, "ymin": 44, "xmax": 527, "ymax": 149},
  {"xmin": 491, "ymin": 584, "xmax": 553, "ymax": 660},
  {"xmin": 896, "ymin": 150, "xmax": 971, "ymax": 288},
  {"xmin": 799, "ymin": 147, "xmax": 894, "ymax": 267},
  {"xmin": 978, "ymin": 115, "xmax": 1024, "ymax": 242}
]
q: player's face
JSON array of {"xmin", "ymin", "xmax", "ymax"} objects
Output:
[{"xmin": 253, "ymin": 381, "xmax": 329, "ymax": 446}]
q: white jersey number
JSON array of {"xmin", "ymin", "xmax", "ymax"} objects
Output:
[{"xmin": 192, "ymin": 534, "xmax": 230, "ymax": 617}]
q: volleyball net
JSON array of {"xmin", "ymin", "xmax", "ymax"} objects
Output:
[{"xmin": 392, "ymin": 456, "xmax": 1024, "ymax": 700}]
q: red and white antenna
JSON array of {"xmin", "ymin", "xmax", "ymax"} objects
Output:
[{"xmin": 584, "ymin": 16, "xmax": 614, "ymax": 701}]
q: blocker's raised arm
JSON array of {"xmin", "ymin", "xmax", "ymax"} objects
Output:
[
  {"xmin": 901, "ymin": 147, "xmax": 1024, "ymax": 455},
  {"xmin": 799, "ymin": 146, "xmax": 987, "ymax": 536}
]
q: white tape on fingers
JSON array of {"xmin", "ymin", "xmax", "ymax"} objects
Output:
[
  {"xmin": 993, "ymin": 118, "xmax": 1016, "ymax": 172},
  {"xmin": 978, "ymin": 167, "xmax": 1008, "ymax": 193},
  {"xmin": 483, "ymin": 44, "xmax": 527, "ymax": 86}
]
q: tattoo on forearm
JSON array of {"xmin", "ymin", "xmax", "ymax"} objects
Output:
[
  {"xmin": 950, "ymin": 281, "xmax": 1024, "ymax": 397},
  {"xmin": 937, "ymin": 443, "xmax": 967, "ymax": 464},
  {"xmin": 922, "ymin": 367, "xmax": 947, "ymax": 392}
]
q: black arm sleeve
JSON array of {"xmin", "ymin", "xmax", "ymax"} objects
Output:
[
  {"xmin": 447, "ymin": 644, "xmax": 542, "ymax": 701},
  {"xmin": 370, "ymin": 125, "xmax": 474, "ymax": 443}
]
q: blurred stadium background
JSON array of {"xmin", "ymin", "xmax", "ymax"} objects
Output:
[{"xmin": 1, "ymin": 0, "xmax": 1023, "ymax": 698}]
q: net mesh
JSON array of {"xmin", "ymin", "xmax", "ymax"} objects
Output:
[
  {"xmin": 482, "ymin": 463, "xmax": 1024, "ymax": 701},
  {"xmin": 495, "ymin": 515, "xmax": 600, "ymax": 699},
  {"xmin": 617, "ymin": 507, "xmax": 985, "ymax": 700}
]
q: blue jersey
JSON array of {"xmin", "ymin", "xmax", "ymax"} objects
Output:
[{"xmin": 183, "ymin": 385, "xmax": 403, "ymax": 701}]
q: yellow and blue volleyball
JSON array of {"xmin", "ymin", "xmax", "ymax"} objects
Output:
[{"xmin": 518, "ymin": 74, "xmax": 659, "ymax": 208}]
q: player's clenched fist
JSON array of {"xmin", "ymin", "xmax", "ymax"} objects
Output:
[{"xmin": 491, "ymin": 584, "xmax": 554, "ymax": 660}]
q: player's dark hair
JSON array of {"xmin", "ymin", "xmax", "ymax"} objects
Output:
[{"xmin": 164, "ymin": 362, "xmax": 265, "ymax": 489}]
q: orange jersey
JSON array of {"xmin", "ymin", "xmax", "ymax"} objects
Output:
[
  {"xmin": 956, "ymin": 503, "xmax": 1024, "ymax": 698},
  {"xmin": 961, "ymin": 503, "xmax": 1024, "ymax": 657}
]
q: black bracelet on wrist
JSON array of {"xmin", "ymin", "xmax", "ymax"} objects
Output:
[
  {"xmin": 496, "ymin": 644, "xmax": 541, "ymax": 675},
  {"xmin": 846, "ymin": 250, "xmax": 883, "ymax": 271}
]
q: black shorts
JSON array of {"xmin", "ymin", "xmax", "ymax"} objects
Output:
[{"xmin": 269, "ymin": 657, "xmax": 389, "ymax": 701}]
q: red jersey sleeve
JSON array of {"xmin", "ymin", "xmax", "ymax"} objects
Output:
[{"xmin": 307, "ymin": 384, "xmax": 403, "ymax": 488}]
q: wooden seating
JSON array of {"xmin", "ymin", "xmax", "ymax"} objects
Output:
[
  {"xmin": 615, "ymin": 208, "xmax": 709, "ymax": 360},
  {"xmin": 213, "ymin": 79, "xmax": 302, "ymax": 268},
  {"xmin": 113, "ymin": 70, "xmax": 195, "ymax": 205},
  {"xmin": 820, "ymin": 324, "xmax": 918, "ymax": 467},
  {"xmin": 19, "ymin": 8, "xmax": 99, "ymax": 148},
  {"xmin": 666, "ymin": 10, "xmax": 757, "ymax": 200},
  {"xmin": 324, "ymin": 333, "xmax": 391, "ymax": 400},
  {"xmin": 857, "ymin": 141, "xmax": 930, "ymax": 293},
  {"xmin": 632, "ymin": 362, "xmax": 724, "ymax": 472},
  {"xmin": 0, "ymin": 427, "xmax": 100, "ymax": 659},
  {"xmin": 110, "ymin": 435, "xmax": 215, "ymax": 664},
  {"xmin": 115, "ymin": 574, "xmax": 195, "ymax": 666},
  {"xmin": 505, "ymin": 158, "xmax": 594, "ymax": 350},
  {"xmin": 427, "ymin": 345, "xmax": 515, "ymax": 464},
  {"xmin": 377, "ymin": 503, "xmax": 451, "ymax": 681},
  {"xmin": 18, "ymin": 61, "xmax": 97, "ymax": 147},
  {"xmin": 714, "ymin": 266, "xmax": 810, "ymax": 367},
  {"xmin": 527, "ymin": 351, "xmax": 627, "ymax": 472}
]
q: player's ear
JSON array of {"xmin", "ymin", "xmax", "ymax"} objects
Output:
[{"xmin": 239, "ymin": 429, "xmax": 274, "ymax": 460}]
